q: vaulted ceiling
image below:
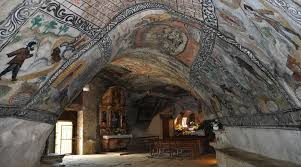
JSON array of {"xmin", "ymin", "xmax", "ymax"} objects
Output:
[{"xmin": 0, "ymin": 0, "xmax": 301, "ymax": 127}]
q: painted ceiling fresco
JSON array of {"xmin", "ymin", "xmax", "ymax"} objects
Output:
[
  {"xmin": 97, "ymin": 63, "xmax": 193, "ymax": 96},
  {"xmin": 0, "ymin": 12, "xmax": 89, "ymax": 106},
  {"xmin": 96, "ymin": 64, "xmax": 206, "ymax": 130},
  {"xmin": 0, "ymin": 0, "xmax": 301, "ymax": 127},
  {"xmin": 214, "ymin": 0, "xmax": 301, "ymax": 99}
]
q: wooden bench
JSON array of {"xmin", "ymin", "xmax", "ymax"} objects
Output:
[
  {"xmin": 151, "ymin": 138, "xmax": 205, "ymax": 159},
  {"xmin": 126, "ymin": 136, "xmax": 159, "ymax": 154}
]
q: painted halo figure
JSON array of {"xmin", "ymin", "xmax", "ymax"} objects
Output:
[{"xmin": 0, "ymin": 41, "xmax": 37, "ymax": 81}]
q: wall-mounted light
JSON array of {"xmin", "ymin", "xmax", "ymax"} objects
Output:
[
  {"xmin": 182, "ymin": 117, "xmax": 188, "ymax": 128},
  {"xmin": 83, "ymin": 85, "xmax": 90, "ymax": 92}
]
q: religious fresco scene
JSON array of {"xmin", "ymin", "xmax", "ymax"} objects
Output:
[
  {"xmin": 214, "ymin": 0, "xmax": 301, "ymax": 106},
  {"xmin": 0, "ymin": 11, "xmax": 89, "ymax": 106},
  {"xmin": 1, "ymin": 0, "xmax": 301, "ymax": 167}
]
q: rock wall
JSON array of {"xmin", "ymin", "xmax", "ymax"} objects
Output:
[
  {"xmin": 214, "ymin": 127, "xmax": 301, "ymax": 165},
  {"xmin": 0, "ymin": 118, "xmax": 52, "ymax": 167}
]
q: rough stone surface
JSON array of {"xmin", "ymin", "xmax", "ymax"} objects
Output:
[
  {"xmin": 0, "ymin": 118, "xmax": 53, "ymax": 167},
  {"xmin": 220, "ymin": 127, "xmax": 301, "ymax": 165},
  {"xmin": 216, "ymin": 148, "xmax": 301, "ymax": 167}
]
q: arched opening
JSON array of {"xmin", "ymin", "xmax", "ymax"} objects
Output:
[
  {"xmin": 1, "ymin": 0, "xmax": 301, "ymax": 167},
  {"xmin": 41, "ymin": 52, "xmax": 218, "ymax": 166}
]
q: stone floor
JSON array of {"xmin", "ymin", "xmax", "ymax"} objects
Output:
[{"xmin": 41, "ymin": 153, "xmax": 217, "ymax": 167}]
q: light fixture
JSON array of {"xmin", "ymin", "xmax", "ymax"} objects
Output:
[
  {"xmin": 83, "ymin": 85, "xmax": 90, "ymax": 92},
  {"xmin": 182, "ymin": 117, "xmax": 188, "ymax": 127}
]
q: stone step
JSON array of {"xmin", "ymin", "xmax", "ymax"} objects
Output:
[{"xmin": 40, "ymin": 154, "xmax": 65, "ymax": 166}]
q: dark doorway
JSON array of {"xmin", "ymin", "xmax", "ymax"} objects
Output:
[{"xmin": 162, "ymin": 118, "xmax": 170, "ymax": 139}]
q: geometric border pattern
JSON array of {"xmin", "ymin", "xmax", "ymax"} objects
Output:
[
  {"xmin": 0, "ymin": 104, "xmax": 58, "ymax": 124},
  {"xmin": 0, "ymin": 0, "xmax": 299, "ymax": 127},
  {"xmin": 267, "ymin": 0, "xmax": 301, "ymax": 24},
  {"xmin": 25, "ymin": 1, "xmax": 210, "ymax": 109},
  {"xmin": 0, "ymin": 0, "xmax": 45, "ymax": 51},
  {"xmin": 39, "ymin": 1, "xmax": 101, "ymax": 38}
]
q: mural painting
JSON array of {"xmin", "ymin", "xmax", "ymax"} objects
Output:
[
  {"xmin": 111, "ymin": 12, "xmax": 202, "ymax": 67},
  {"xmin": 134, "ymin": 16, "xmax": 202, "ymax": 66},
  {"xmin": 0, "ymin": 0, "xmax": 300, "ymax": 127},
  {"xmin": 194, "ymin": 36, "xmax": 291, "ymax": 116},
  {"xmin": 214, "ymin": 0, "xmax": 301, "ymax": 106},
  {"xmin": 0, "ymin": 41, "xmax": 37, "ymax": 81},
  {"xmin": 0, "ymin": 12, "xmax": 88, "ymax": 104}
]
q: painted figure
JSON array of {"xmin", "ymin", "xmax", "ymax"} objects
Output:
[
  {"xmin": 287, "ymin": 55, "xmax": 301, "ymax": 81},
  {"xmin": 244, "ymin": 4, "xmax": 301, "ymax": 49},
  {"xmin": 0, "ymin": 41, "xmax": 37, "ymax": 81},
  {"xmin": 50, "ymin": 47, "xmax": 62, "ymax": 64}
]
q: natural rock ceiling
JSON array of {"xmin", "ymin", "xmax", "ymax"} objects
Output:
[
  {"xmin": 96, "ymin": 64, "xmax": 203, "ymax": 128},
  {"xmin": 0, "ymin": 0, "xmax": 301, "ymax": 127}
]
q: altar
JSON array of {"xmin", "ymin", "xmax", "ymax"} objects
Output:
[
  {"xmin": 100, "ymin": 86, "xmax": 131, "ymax": 151},
  {"xmin": 102, "ymin": 134, "xmax": 132, "ymax": 151}
]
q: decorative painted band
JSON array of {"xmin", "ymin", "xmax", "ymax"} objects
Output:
[
  {"xmin": 0, "ymin": 0, "xmax": 45, "ymax": 51},
  {"xmin": 25, "ymin": 0, "xmax": 214, "ymax": 108},
  {"xmin": 0, "ymin": 105, "xmax": 59, "ymax": 124}
]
